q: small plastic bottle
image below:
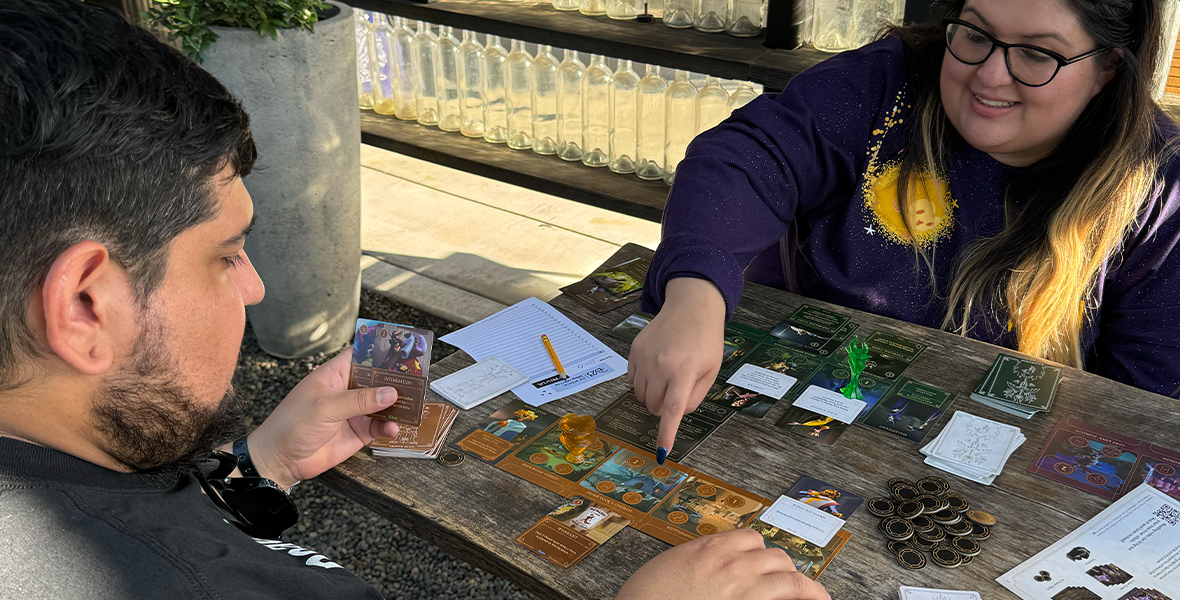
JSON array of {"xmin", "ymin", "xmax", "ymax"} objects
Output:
[
  {"xmin": 481, "ymin": 35, "xmax": 510, "ymax": 143},
  {"xmin": 635, "ymin": 64, "xmax": 667, "ymax": 181},
  {"xmin": 581, "ymin": 54, "xmax": 613, "ymax": 168},
  {"xmin": 531, "ymin": 45, "xmax": 560, "ymax": 156},
  {"xmin": 411, "ymin": 20, "xmax": 439, "ymax": 126},
  {"xmin": 609, "ymin": 60, "xmax": 640, "ymax": 174},
  {"xmin": 505, "ymin": 39, "xmax": 534, "ymax": 150},
  {"xmin": 663, "ymin": 69, "xmax": 698, "ymax": 185},
  {"xmin": 458, "ymin": 30, "xmax": 485, "ymax": 138},
  {"xmin": 556, "ymin": 50, "xmax": 586, "ymax": 161},
  {"xmin": 436, "ymin": 26, "xmax": 462, "ymax": 132},
  {"xmin": 727, "ymin": 80, "xmax": 759, "ymax": 112}
]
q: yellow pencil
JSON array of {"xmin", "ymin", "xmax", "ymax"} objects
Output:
[{"xmin": 541, "ymin": 334, "xmax": 568, "ymax": 380}]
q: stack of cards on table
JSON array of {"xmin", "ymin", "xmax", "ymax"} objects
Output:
[
  {"xmin": 898, "ymin": 587, "xmax": 982, "ymax": 600},
  {"xmin": 368, "ymin": 402, "xmax": 458, "ymax": 459},
  {"xmin": 559, "ymin": 243, "xmax": 651, "ymax": 314},
  {"xmin": 920, "ymin": 411, "xmax": 1025, "ymax": 485},
  {"xmin": 971, "ymin": 353, "xmax": 1062, "ymax": 419},
  {"xmin": 349, "ymin": 318, "xmax": 435, "ymax": 427},
  {"xmin": 428, "ymin": 357, "xmax": 528, "ymax": 410}
]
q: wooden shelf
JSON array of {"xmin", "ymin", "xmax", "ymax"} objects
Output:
[
  {"xmin": 361, "ymin": 111, "xmax": 668, "ymax": 220},
  {"xmin": 347, "ymin": 0, "xmax": 827, "ymax": 89}
]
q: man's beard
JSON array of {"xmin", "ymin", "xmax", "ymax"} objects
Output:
[{"xmin": 90, "ymin": 317, "xmax": 246, "ymax": 472}]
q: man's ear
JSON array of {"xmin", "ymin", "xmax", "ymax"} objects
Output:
[{"xmin": 39, "ymin": 241, "xmax": 136, "ymax": 376}]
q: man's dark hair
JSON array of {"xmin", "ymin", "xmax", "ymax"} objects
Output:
[{"xmin": 0, "ymin": 0, "xmax": 256, "ymax": 389}]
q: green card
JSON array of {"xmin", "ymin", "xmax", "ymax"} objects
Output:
[
  {"xmin": 860, "ymin": 378, "xmax": 954, "ymax": 443},
  {"xmin": 785, "ymin": 305, "xmax": 849, "ymax": 337},
  {"xmin": 858, "ymin": 331, "xmax": 928, "ymax": 380},
  {"xmin": 719, "ymin": 322, "xmax": 770, "ymax": 377},
  {"xmin": 979, "ymin": 354, "xmax": 1062, "ymax": 412}
]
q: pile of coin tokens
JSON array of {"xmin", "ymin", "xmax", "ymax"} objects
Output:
[{"xmin": 869, "ymin": 476, "xmax": 996, "ymax": 570}]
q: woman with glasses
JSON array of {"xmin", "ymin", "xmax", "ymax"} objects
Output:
[{"xmin": 630, "ymin": 0, "xmax": 1180, "ymax": 455}]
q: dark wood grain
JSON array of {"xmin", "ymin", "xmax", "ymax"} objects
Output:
[
  {"xmin": 347, "ymin": 0, "xmax": 827, "ymax": 87},
  {"xmin": 749, "ymin": 45, "xmax": 833, "ymax": 92},
  {"xmin": 320, "ymin": 246, "xmax": 1180, "ymax": 599},
  {"xmin": 361, "ymin": 111, "xmax": 667, "ymax": 221}
]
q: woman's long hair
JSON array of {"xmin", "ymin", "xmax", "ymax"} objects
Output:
[{"xmin": 889, "ymin": 0, "xmax": 1171, "ymax": 367}]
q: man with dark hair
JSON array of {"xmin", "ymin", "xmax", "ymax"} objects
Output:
[{"xmin": 0, "ymin": 2, "xmax": 830, "ymax": 599}]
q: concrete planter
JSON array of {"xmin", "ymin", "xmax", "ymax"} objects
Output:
[{"xmin": 202, "ymin": 1, "xmax": 361, "ymax": 358}]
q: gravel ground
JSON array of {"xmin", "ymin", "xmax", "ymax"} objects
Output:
[{"xmin": 233, "ymin": 289, "xmax": 541, "ymax": 600}]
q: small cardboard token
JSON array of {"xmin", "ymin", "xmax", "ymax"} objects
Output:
[
  {"xmin": 896, "ymin": 548, "xmax": 927, "ymax": 570},
  {"xmin": 917, "ymin": 525, "xmax": 946, "ymax": 543},
  {"xmin": 910, "ymin": 515, "xmax": 935, "ymax": 532},
  {"xmin": 915, "ymin": 494, "xmax": 942, "ymax": 513},
  {"xmin": 887, "ymin": 478, "xmax": 913, "ymax": 489},
  {"xmin": 916, "ymin": 476, "xmax": 949, "ymax": 495},
  {"xmin": 868, "ymin": 497, "xmax": 897, "ymax": 517},
  {"xmin": 961, "ymin": 554, "xmax": 974, "ymax": 565},
  {"xmin": 932, "ymin": 509, "xmax": 961, "ymax": 525},
  {"xmin": 931, "ymin": 544, "xmax": 963, "ymax": 568},
  {"xmin": 943, "ymin": 520, "xmax": 974, "ymax": 537},
  {"xmin": 968, "ymin": 523, "xmax": 992, "ymax": 540},
  {"xmin": 892, "ymin": 485, "xmax": 920, "ymax": 502},
  {"xmin": 882, "ymin": 517, "xmax": 914, "ymax": 541},
  {"xmin": 896, "ymin": 500, "xmax": 923, "ymax": 519},
  {"xmin": 945, "ymin": 493, "xmax": 970, "ymax": 512},
  {"xmin": 437, "ymin": 450, "xmax": 465, "ymax": 467},
  {"xmin": 951, "ymin": 536, "xmax": 981, "ymax": 557},
  {"xmin": 886, "ymin": 539, "xmax": 914, "ymax": 555},
  {"xmin": 966, "ymin": 510, "xmax": 996, "ymax": 526},
  {"xmin": 910, "ymin": 534, "xmax": 938, "ymax": 551}
]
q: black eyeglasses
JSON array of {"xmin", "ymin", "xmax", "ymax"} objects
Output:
[
  {"xmin": 195, "ymin": 451, "xmax": 299, "ymax": 539},
  {"xmin": 944, "ymin": 18, "xmax": 1109, "ymax": 87}
]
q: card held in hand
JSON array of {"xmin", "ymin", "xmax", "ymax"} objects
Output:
[{"xmin": 349, "ymin": 318, "xmax": 434, "ymax": 427}]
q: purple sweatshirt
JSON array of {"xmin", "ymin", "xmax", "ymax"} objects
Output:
[{"xmin": 642, "ymin": 36, "xmax": 1180, "ymax": 398}]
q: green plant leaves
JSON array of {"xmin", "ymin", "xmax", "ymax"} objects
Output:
[{"xmin": 142, "ymin": 0, "xmax": 332, "ymax": 63}]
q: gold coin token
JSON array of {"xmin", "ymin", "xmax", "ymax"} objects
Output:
[
  {"xmin": 886, "ymin": 539, "xmax": 914, "ymax": 556},
  {"xmin": 554, "ymin": 463, "xmax": 574, "ymax": 475},
  {"xmin": 596, "ymin": 481, "xmax": 617, "ymax": 493},
  {"xmin": 896, "ymin": 500, "xmax": 923, "ymax": 519},
  {"xmin": 436, "ymin": 450, "xmax": 465, "ymax": 467},
  {"xmin": 914, "ymin": 494, "xmax": 942, "ymax": 513},
  {"xmin": 966, "ymin": 510, "xmax": 996, "ymax": 526}
]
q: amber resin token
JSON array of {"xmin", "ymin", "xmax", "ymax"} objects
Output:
[
  {"xmin": 951, "ymin": 536, "xmax": 981, "ymax": 557},
  {"xmin": 868, "ymin": 497, "xmax": 897, "ymax": 517}
]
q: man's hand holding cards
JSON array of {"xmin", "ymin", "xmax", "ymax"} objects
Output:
[{"xmin": 349, "ymin": 318, "xmax": 435, "ymax": 427}]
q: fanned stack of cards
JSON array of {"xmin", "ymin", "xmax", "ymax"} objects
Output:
[
  {"xmin": 920, "ymin": 411, "xmax": 1025, "ymax": 485},
  {"xmin": 368, "ymin": 402, "xmax": 459, "ymax": 459},
  {"xmin": 971, "ymin": 354, "xmax": 1062, "ymax": 419}
]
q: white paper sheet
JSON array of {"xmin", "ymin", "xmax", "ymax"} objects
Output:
[
  {"xmin": 997, "ymin": 485, "xmax": 1180, "ymax": 599},
  {"xmin": 438, "ymin": 297, "xmax": 627, "ymax": 406},
  {"xmin": 898, "ymin": 587, "xmax": 982, "ymax": 600}
]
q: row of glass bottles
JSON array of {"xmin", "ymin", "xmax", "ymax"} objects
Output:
[
  {"xmin": 356, "ymin": 11, "xmax": 761, "ymax": 185},
  {"xmin": 657, "ymin": 0, "xmax": 765, "ymax": 37},
  {"xmin": 806, "ymin": 0, "xmax": 904, "ymax": 52}
]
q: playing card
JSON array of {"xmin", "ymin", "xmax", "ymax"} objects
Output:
[
  {"xmin": 748, "ymin": 516, "xmax": 850, "ymax": 581},
  {"xmin": 452, "ymin": 399, "xmax": 561, "ymax": 462},
  {"xmin": 368, "ymin": 402, "xmax": 458, "ymax": 458},
  {"xmin": 648, "ymin": 475, "xmax": 767, "ymax": 539},
  {"xmin": 770, "ymin": 317, "xmax": 860, "ymax": 358},
  {"xmin": 925, "ymin": 411, "xmax": 1023, "ymax": 475},
  {"xmin": 776, "ymin": 405, "xmax": 850, "ymax": 445},
  {"xmin": 860, "ymin": 378, "xmax": 954, "ymax": 443},
  {"xmin": 719, "ymin": 322, "xmax": 771, "ymax": 377},
  {"xmin": 976, "ymin": 354, "xmax": 1062, "ymax": 413},
  {"xmin": 607, "ymin": 312, "xmax": 653, "ymax": 343},
  {"xmin": 350, "ymin": 318, "xmax": 435, "ymax": 427},
  {"xmin": 860, "ymin": 332, "xmax": 926, "ymax": 380},
  {"xmin": 579, "ymin": 448, "xmax": 691, "ymax": 513},
  {"xmin": 1029, "ymin": 417, "xmax": 1142, "ymax": 500},
  {"xmin": 898, "ymin": 587, "xmax": 982, "ymax": 600},
  {"xmin": 516, "ymin": 496, "xmax": 631, "ymax": 569},
  {"xmin": 596, "ymin": 391, "xmax": 733, "ymax": 462},
  {"xmin": 429, "ymin": 357, "xmax": 529, "ymax": 410},
  {"xmin": 784, "ymin": 475, "xmax": 863, "ymax": 520},
  {"xmin": 799, "ymin": 360, "xmax": 896, "ymax": 421},
  {"xmin": 703, "ymin": 381, "xmax": 781, "ymax": 419},
  {"xmin": 560, "ymin": 244, "xmax": 651, "ymax": 313}
]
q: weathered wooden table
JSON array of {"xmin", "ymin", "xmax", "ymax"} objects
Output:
[{"xmin": 320, "ymin": 264, "xmax": 1180, "ymax": 600}]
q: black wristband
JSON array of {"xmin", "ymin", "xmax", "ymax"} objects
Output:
[{"xmin": 232, "ymin": 437, "xmax": 260, "ymax": 478}]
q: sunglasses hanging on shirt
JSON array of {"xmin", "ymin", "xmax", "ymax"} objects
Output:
[{"xmin": 195, "ymin": 451, "xmax": 299, "ymax": 540}]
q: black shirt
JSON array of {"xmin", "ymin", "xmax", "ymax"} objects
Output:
[{"xmin": 0, "ymin": 438, "xmax": 383, "ymax": 599}]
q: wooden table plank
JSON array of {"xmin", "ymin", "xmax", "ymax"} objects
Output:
[
  {"xmin": 320, "ymin": 247, "xmax": 1180, "ymax": 599},
  {"xmin": 361, "ymin": 111, "xmax": 667, "ymax": 221}
]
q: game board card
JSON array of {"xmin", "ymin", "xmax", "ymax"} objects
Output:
[
  {"xmin": 1029, "ymin": 418, "xmax": 1142, "ymax": 500},
  {"xmin": 736, "ymin": 341, "xmax": 823, "ymax": 393},
  {"xmin": 596, "ymin": 391, "xmax": 733, "ymax": 462},
  {"xmin": 977, "ymin": 354, "xmax": 1063, "ymax": 413},
  {"xmin": 784, "ymin": 305, "xmax": 851, "ymax": 336},
  {"xmin": 719, "ymin": 322, "xmax": 771, "ymax": 377},
  {"xmin": 607, "ymin": 312, "xmax": 653, "ymax": 344},
  {"xmin": 350, "ymin": 319, "xmax": 435, "ymax": 427},
  {"xmin": 799, "ymin": 361, "xmax": 896, "ymax": 421},
  {"xmin": 791, "ymin": 385, "xmax": 868, "ymax": 426},
  {"xmin": 648, "ymin": 474, "xmax": 767, "ymax": 542},
  {"xmin": 512, "ymin": 426, "xmax": 618, "ymax": 483},
  {"xmin": 702, "ymin": 381, "xmax": 783, "ymax": 419},
  {"xmin": 785, "ymin": 475, "xmax": 864, "ymax": 521},
  {"xmin": 726, "ymin": 363, "xmax": 798, "ymax": 400},
  {"xmin": 860, "ymin": 332, "xmax": 927, "ymax": 380},
  {"xmin": 758, "ymin": 494, "xmax": 845, "ymax": 546},
  {"xmin": 429, "ymin": 357, "xmax": 529, "ymax": 410},
  {"xmin": 747, "ymin": 512, "xmax": 851, "ymax": 581},
  {"xmin": 559, "ymin": 244, "xmax": 651, "ymax": 313},
  {"xmin": 452, "ymin": 399, "xmax": 560, "ymax": 462},
  {"xmin": 1127, "ymin": 443, "xmax": 1180, "ymax": 502},
  {"xmin": 898, "ymin": 587, "xmax": 982, "ymax": 600},
  {"xmin": 591, "ymin": 260, "xmax": 645, "ymax": 297},
  {"xmin": 769, "ymin": 306, "xmax": 859, "ymax": 358},
  {"xmin": 516, "ymin": 496, "xmax": 630, "ymax": 569},
  {"xmin": 776, "ymin": 405, "xmax": 850, "ymax": 445},
  {"xmin": 579, "ymin": 448, "xmax": 691, "ymax": 513},
  {"xmin": 860, "ymin": 378, "xmax": 954, "ymax": 443}
]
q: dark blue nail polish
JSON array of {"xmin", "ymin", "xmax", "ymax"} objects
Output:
[{"xmin": 656, "ymin": 447, "xmax": 667, "ymax": 464}]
